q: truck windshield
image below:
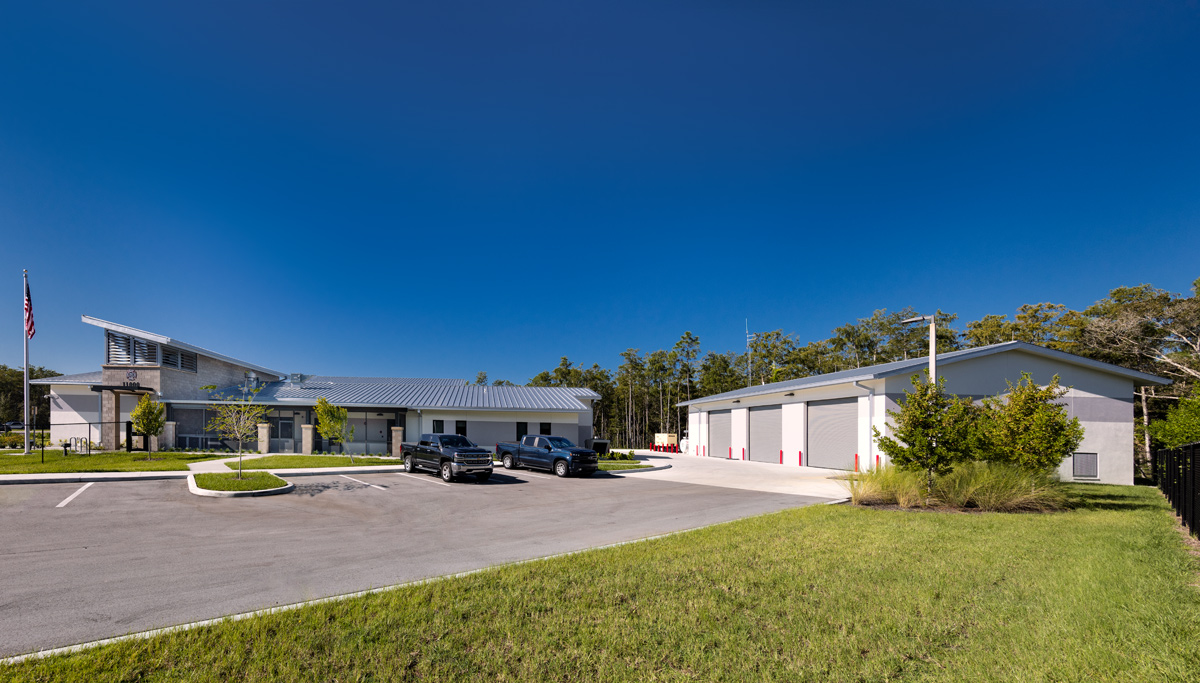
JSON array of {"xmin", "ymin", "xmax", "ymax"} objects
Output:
[
  {"xmin": 438, "ymin": 435, "xmax": 474, "ymax": 447},
  {"xmin": 546, "ymin": 437, "xmax": 575, "ymax": 449}
]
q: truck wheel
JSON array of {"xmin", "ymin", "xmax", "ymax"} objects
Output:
[
  {"xmin": 554, "ymin": 460, "xmax": 569, "ymax": 478},
  {"xmin": 404, "ymin": 455, "xmax": 415, "ymax": 473},
  {"xmin": 502, "ymin": 453, "xmax": 515, "ymax": 470},
  {"xmin": 476, "ymin": 472, "xmax": 491, "ymax": 482},
  {"xmin": 440, "ymin": 461, "xmax": 455, "ymax": 483}
]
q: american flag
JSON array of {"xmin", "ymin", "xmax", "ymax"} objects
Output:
[{"xmin": 24, "ymin": 278, "xmax": 35, "ymax": 339}]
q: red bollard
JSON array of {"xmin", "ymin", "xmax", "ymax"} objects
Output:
[
  {"xmin": 855, "ymin": 453, "xmax": 859, "ymax": 472},
  {"xmin": 876, "ymin": 454, "xmax": 880, "ymax": 469},
  {"xmin": 798, "ymin": 450, "xmax": 803, "ymax": 467},
  {"xmin": 779, "ymin": 449, "xmax": 782, "ymax": 464}
]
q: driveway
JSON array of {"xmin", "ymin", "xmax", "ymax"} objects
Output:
[
  {"xmin": 0, "ymin": 468, "xmax": 836, "ymax": 658},
  {"xmin": 625, "ymin": 450, "xmax": 851, "ymax": 499}
]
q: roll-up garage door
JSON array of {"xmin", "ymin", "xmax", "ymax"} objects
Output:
[
  {"xmin": 748, "ymin": 405, "xmax": 782, "ymax": 463},
  {"xmin": 708, "ymin": 410, "xmax": 731, "ymax": 459},
  {"xmin": 807, "ymin": 397, "xmax": 857, "ymax": 470}
]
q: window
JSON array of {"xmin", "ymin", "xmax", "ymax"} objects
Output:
[
  {"xmin": 455, "ymin": 420, "xmax": 467, "ymax": 437},
  {"xmin": 432, "ymin": 419, "xmax": 444, "ymax": 433},
  {"xmin": 539, "ymin": 422, "xmax": 552, "ymax": 436},
  {"xmin": 1073, "ymin": 453, "xmax": 1098, "ymax": 479},
  {"xmin": 516, "ymin": 422, "xmax": 528, "ymax": 440}
]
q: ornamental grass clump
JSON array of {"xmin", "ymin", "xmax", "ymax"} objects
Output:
[
  {"xmin": 933, "ymin": 461, "xmax": 1067, "ymax": 511},
  {"xmin": 848, "ymin": 463, "xmax": 1068, "ymax": 512},
  {"xmin": 845, "ymin": 467, "xmax": 924, "ymax": 507}
]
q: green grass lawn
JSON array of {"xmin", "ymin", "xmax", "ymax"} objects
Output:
[
  {"xmin": 598, "ymin": 461, "xmax": 652, "ymax": 471},
  {"xmin": 193, "ymin": 471, "xmax": 289, "ymax": 492},
  {"xmin": 0, "ymin": 450, "xmax": 222, "ymax": 474},
  {"xmin": 227, "ymin": 455, "xmax": 400, "ymax": 470},
  {"xmin": 4, "ymin": 484, "xmax": 1198, "ymax": 681}
]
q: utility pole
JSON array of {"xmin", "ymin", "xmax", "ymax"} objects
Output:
[{"xmin": 745, "ymin": 320, "xmax": 757, "ymax": 388}]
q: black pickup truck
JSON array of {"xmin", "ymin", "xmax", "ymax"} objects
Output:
[
  {"xmin": 494, "ymin": 435, "xmax": 598, "ymax": 478},
  {"xmin": 402, "ymin": 433, "xmax": 494, "ymax": 483}
]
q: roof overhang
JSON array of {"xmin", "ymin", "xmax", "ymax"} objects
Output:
[
  {"xmin": 82, "ymin": 315, "xmax": 287, "ymax": 381},
  {"xmin": 678, "ymin": 341, "xmax": 1171, "ymax": 408}
]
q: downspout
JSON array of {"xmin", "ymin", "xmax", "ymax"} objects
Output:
[{"xmin": 854, "ymin": 381, "xmax": 875, "ymax": 470}]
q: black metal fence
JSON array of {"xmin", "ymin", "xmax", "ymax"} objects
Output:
[{"xmin": 1155, "ymin": 442, "xmax": 1198, "ymax": 538}]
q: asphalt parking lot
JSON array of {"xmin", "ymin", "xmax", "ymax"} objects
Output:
[{"xmin": 0, "ymin": 467, "xmax": 836, "ymax": 658}]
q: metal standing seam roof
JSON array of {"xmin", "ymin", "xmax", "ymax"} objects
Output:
[
  {"xmin": 30, "ymin": 371, "xmax": 103, "ymax": 385},
  {"xmin": 301, "ymin": 376, "xmax": 464, "ymax": 385},
  {"xmin": 204, "ymin": 381, "xmax": 600, "ymax": 412},
  {"xmin": 677, "ymin": 340, "xmax": 1171, "ymax": 407}
]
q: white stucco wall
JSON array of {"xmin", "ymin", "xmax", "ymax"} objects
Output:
[{"xmin": 48, "ymin": 385, "xmax": 102, "ymax": 445}]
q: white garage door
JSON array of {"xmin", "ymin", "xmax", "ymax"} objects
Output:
[
  {"xmin": 748, "ymin": 405, "xmax": 782, "ymax": 463},
  {"xmin": 708, "ymin": 410, "xmax": 731, "ymax": 459},
  {"xmin": 807, "ymin": 397, "xmax": 857, "ymax": 470}
]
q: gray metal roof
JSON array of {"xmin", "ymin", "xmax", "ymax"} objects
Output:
[
  {"xmin": 303, "ymin": 376, "xmax": 464, "ymax": 385},
  {"xmin": 204, "ymin": 380, "xmax": 600, "ymax": 412},
  {"xmin": 678, "ymin": 341, "xmax": 1170, "ymax": 407},
  {"xmin": 30, "ymin": 371, "xmax": 103, "ymax": 385},
  {"xmin": 81, "ymin": 315, "xmax": 287, "ymax": 380}
]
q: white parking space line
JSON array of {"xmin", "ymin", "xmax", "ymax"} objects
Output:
[
  {"xmin": 394, "ymin": 472, "xmax": 452, "ymax": 487},
  {"xmin": 339, "ymin": 475, "xmax": 386, "ymax": 490},
  {"xmin": 510, "ymin": 471, "xmax": 555, "ymax": 480},
  {"xmin": 56, "ymin": 482, "xmax": 94, "ymax": 508}
]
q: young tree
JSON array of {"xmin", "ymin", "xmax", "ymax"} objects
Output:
[
  {"xmin": 873, "ymin": 371, "xmax": 977, "ymax": 498},
  {"xmin": 474, "ymin": 371, "xmax": 488, "ymax": 385},
  {"xmin": 977, "ymin": 372, "xmax": 1084, "ymax": 472},
  {"xmin": 1149, "ymin": 389, "xmax": 1200, "ymax": 448},
  {"xmin": 130, "ymin": 393, "xmax": 166, "ymax": 457},
  {"xmin": 315, "ymin": 397, "xmax": 355, "ymax": 463},
  {"xmin": 204, "ymin": 385, "xmax": 270, "ymax": 479}
]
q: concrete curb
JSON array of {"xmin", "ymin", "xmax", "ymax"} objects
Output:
[
  {"xmin": 0, "ymin": 472, "xmax": 190, "ymax": 485},
  {"xmin": 601, "ymin": 463, "xmax": 672, "ymax": 475},
  {"xmin": 186, "ymin": 473, "xmax": 295, "ymax": 498}
]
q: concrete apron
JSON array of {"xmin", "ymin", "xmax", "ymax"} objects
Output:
[{"xmin": 626, "ymin": 449, "xmax": 850, "ymax": 499}]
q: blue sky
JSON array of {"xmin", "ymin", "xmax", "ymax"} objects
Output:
[{"xmin": 2, "ymin": 1, "xmax": 1198, "ymax": 381}]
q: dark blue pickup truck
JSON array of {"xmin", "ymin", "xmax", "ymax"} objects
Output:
[{"xmin": 494, "ymin": 435, "xmax": 598, "ymax": 478}]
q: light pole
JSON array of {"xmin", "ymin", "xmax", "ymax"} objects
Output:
[{"xmin": 901, "ymin": 314, "xmax": 937, "ymax": 385}]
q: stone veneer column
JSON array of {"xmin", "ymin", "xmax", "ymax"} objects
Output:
[
  {"xmin": 301, "ymin": 424, "xmax": 315, "ymax": 454},
  {"xmin": 162, "ymin": 421, "xmax": 177, "ymax": 450},
  {"xmin": 257, "ymin": 423, "xmax": 271, "ymax": 454},
  {"xmin": 101, "ymin": 391, "xmax": 119, "ymax": 451},
  {"xmin": 391, "ymin": 426, "xmax": 405, "ymax": 458}
]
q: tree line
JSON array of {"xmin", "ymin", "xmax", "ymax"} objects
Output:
[
  {"xmin": 0, "ymin": 364, "xmax": 60, "ymax": 428},
  {"xmin": 490, "ymin": 277, "xmax": 1200, "ymax": 471}
]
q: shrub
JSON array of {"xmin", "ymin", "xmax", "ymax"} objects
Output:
[
  {"xmin": 977, "ymin": 372, "xmax": 1084, "ymax": 472},
  {"xmin": 873, "ymin": 371, "xmax": 978, "ymax": 497}
]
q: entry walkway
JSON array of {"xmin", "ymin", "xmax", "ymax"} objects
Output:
[{"xmin": 621, "ymin": 449, "xmax": 850, "ymax": 499}]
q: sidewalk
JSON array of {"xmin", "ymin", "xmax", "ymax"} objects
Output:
[{"xmin": 0, "ymin": 454, "xmax": 410, "ymax": 485}]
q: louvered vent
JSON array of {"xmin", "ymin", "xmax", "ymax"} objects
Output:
[
  {"xmin": 1073, "ymin": 453, "xmax": 1098, "ymax": 479},
  {"xmin": 162, "ymin": 347, "xmax": 181, "ymax": 369},
  {"xmin": 179, "ymin": 351, "xmax": 198, "ymax": 373},
  {"xmin": 132, "ymin": 338, "xmax": 159, "ymax": 365},
  {"xmin": 106, "ymin": 332, "xmax": 132, "ymax": 364}
]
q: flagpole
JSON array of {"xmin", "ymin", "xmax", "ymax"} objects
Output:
[{"xmin": 23, "ymin": 269, "xmax": 30, "ymax": 455}]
